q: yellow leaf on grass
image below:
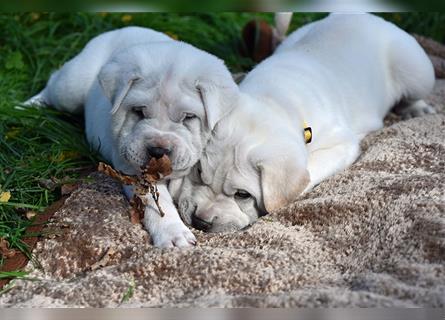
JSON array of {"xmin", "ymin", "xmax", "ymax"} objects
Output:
[
  {"xmin": 30, "ymin": 12, "xmax": 40, "ymax": 21},
  {"xmin": 52, "ymin": 150, "xmax": 81, "ymax": 162},
  {"xmin": 5, "ymin": 127, "xmax": 20, "ymax": 140},
  {"xmin": 0, "ymin": 191, "xmax": 11, "ymax": 203},
  {"xmin": 393, "ymin": 13, "xmax": 402, "ymax": 23},
  {"xmin": 164, "ymin": 31, "xmax": 178, "ymax": 40},
  {"xmin": 121, "ymin": 14, "xmax": 133, "ymax": 23}
]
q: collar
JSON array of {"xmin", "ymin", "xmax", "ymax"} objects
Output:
[{"xmin": 303, "ymin": 121, "xmax": 312, "ymax": 144}]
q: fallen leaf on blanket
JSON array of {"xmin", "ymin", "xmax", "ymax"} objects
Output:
[
  {"xmin": 0, "ymin": 238, "xmax": 17, "ymax": 258},
  {"xmin": 98, "ymin": 155, "xmax": 172, "ymax": 221},
  {"xmin": 90, "ymin": 247, "xmax": 116, "ymax": 271},
  {"xmin": 129, "ymin": 196, "xmax": 144, "ymax": 225}
]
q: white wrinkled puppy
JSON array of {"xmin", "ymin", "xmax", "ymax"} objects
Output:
[
  {"xmin": 27, "ymin": 27, "xmax": 238, "ymax": 247},
  {"xmin": 175, "ymin": 13, "xmax": 435, "ymax": 232}
]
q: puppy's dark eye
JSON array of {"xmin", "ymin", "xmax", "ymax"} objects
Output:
[
  {"xmin": 183, "ymin": 113, "xmax": 197, "ymax": 122},
  {"xmin": 234, "ymin": 190, "xmax": 252, "ymax": 200},
  {"xmin": 132, "ymin": 107, "xmax": 145, "ymax": 118}
]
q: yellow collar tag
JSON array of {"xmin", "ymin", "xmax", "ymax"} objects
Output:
[{"xmin": 303, "ymin": 121, "xmax": 312, "ymax": 144}]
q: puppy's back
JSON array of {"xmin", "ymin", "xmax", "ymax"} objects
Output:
[{"xmin": 43, "ymin": 27, "xmax": 172, "ymax": 114}]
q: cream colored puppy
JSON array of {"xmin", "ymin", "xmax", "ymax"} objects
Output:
[
  {"xmin": 26, "ymin": 27, "xmax": 238, "ymax": 247},
  {"xmin": 174, "ymin": 13, "xmax": 435, "ymax": 232}
]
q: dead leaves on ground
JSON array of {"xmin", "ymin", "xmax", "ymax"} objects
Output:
[
  {"xmin": 98, "ymin": 155, "xmax": 172, "ymax": 224},
  {"xmin": 90, "ymin": 247, "xmax": 116, "ymax": 271},
  {"xmin": 38, "ymin": 176, "xmax": 79, "ymax": 195},
  {"xmin": 0, "ymin": 238, "xmax": 17, "ymax": 259}
]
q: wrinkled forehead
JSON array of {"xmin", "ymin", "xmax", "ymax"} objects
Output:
[
  {"xmin": 200, "ymin": 136, "xmax": 261, "ymax": 196},
  {"xmin": 198, "ymin": 95, "xmax": 284, "ymax": 194},
  {"xmin": 123, "ymin": 74, "xmax": 204, "ymax": 116}
]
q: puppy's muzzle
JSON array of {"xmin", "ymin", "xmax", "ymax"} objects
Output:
[
  {"xmin": 191, "ymin": 213, "xmax": 213, "ymax": 232},
  {"xmin": 147, "ymin": 146, "xmax": 170, "ymax": 159}
]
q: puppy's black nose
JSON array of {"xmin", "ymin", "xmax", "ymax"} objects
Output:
[
  {"xmin": 147, "ymin": 147, "xmax": 169, "ymax": 159},
  {"xmin": 191, "ymin": 214, "xmax": 213, "ymax": 232}
]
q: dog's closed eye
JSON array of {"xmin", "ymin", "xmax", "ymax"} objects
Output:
[
  {"xmin": 234, "ymin": 189, "xmax": 252, "ymax": 200},
  {"xmin": 182, "ymin": 113, "xmax": 198, "ymax": 122}
]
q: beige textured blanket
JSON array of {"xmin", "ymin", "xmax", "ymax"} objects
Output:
[{"xmin": 1, "ymin": 81, "xmax": 444, "ymax": 308}]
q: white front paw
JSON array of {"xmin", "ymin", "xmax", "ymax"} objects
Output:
[
  {"xmin": 23, "ymin": 91, "xmax": 48, "ymax": 107},
  {"xmin": 151, "ymin": 223, "xmax": 196, "ymax": 248}
]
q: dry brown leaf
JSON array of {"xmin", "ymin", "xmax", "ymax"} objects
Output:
[
  {"xmin": 98, "ymin": 156, "xmax": 172, "ymax": 220},
  {"xmin": 61, "ymin": 183, "xmax": 79, "ymax": 196},
  {"xmin": 90, "ymin": 247, "xmax": 116, "ymax": 271},
  {"xmin": 97, "ymin": 162, "xmax": 137, "ymax": 185},
  {"xmin": 129, "ymin": 196, "xmax": 145, "ymax": 224},
  {"xmin": 25, "ymin": 211, "xmax": 37, "ymax": 220},
  {"xmin": 0, "ymin": 238, "xmax": 17, "ymax": 258},
  {"xmin": 38, "ymin": 178, "xmax": 58, "ymax": 191},
  {"xmin": 142, "ymin": 155, "xmax": 172, "ymax": 182}
]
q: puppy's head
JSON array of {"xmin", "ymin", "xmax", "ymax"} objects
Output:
[
  {"xmin": 98, "ymin": 42, "xmax": 238, "ymax": 177},
  {"xmin": 174, "ymin": 95, "xmax": 310, "ymax": 232}
]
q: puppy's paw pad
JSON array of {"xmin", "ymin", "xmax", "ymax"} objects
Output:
[{"xmin": 152, "ymin": 223, "xmax": 196, "ymax": 248}]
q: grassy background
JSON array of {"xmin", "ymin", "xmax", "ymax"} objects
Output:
[{"xmin": 0, "ymin": 12, "xmax": 444, "ymax": 282}]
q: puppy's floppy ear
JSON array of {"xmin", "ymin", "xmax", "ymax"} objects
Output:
[
  {"xmin": 196, "ymin": 75, "xmax": 239, "ymax": 130},
  {"xmin": 98, "ymin": 61, "xmax": 140, "ymax": 114},
  {"xmin": 258, "ymin": 155, "xmax": 310, "ymax": 213}
]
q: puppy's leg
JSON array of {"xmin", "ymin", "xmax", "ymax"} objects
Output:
[
  {"xmin": 393, "ymin": 99, "xmax": 436, "ymax": 119},
  {"xmin": 21, "ymin": 66, "xmax": 83, "ymax": 113},
  {"xmin": 305, "ymin": 141, "xmax": 360, "ymax": 192},
  {"xmin": 140, "ymin": 182, "xmax": 196, "ymax": 248},
  {"xmin": 23, "ymin": 89, "xmax": 49, "ymax": 107},
  {"xmin": 389, "ymin": 33, "xmax": 435, "ymax": 120}
]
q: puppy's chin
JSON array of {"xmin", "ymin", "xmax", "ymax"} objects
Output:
[
  {"xmin": 178, "ymin": 194, "xmax": 253, "ymax": 233},
  {"xmin": 207, "ymin": 222, "xmax": 248, "ymax": 233}
]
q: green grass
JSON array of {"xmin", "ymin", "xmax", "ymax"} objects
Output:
[{"xmin": 0, "ymin": 12, "xmax": 444, "ymax": 283}]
